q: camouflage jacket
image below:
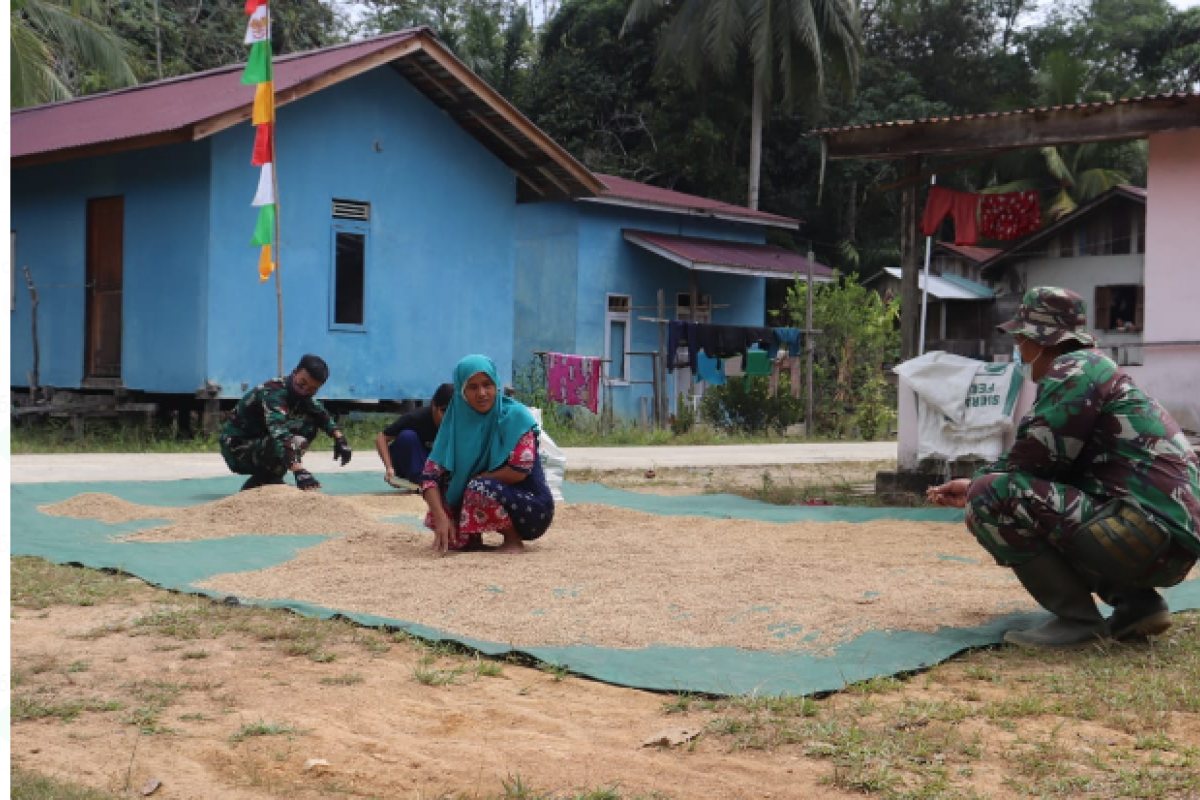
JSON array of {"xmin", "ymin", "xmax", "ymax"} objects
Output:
[
  {"xmin": 221, "ymin": 377, "xmax": 339, "ymax": 467},
  {"xmin": 979, "ymin": 349, "xmax": 1200, "ymax": 553}
]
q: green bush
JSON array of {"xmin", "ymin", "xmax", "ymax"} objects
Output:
[
  {"xmin": 670, "ymin": 392, "xmax": 696, "ymax": 435},
  {"xmin": 699, "ymin": 376, "xmax": 803, "ymax": 435}
]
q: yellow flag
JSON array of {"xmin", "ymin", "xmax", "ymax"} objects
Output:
[
  {"xmin": 253, "ymin": 81, "xmax": 275, "ymax": 125},
  {"xmin": 258, "ymin": 244, "xmax": 275, "ymax": 282}
]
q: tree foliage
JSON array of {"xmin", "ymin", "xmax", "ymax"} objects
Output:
[{"xmin": 11, "ymin": 0, "xmax": 137, "ymax": 107}]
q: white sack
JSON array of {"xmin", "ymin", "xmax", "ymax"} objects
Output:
[
  {"xmin": 528, "ymin": 408, "xmax": 566, "ymax": 503},
  {"xmin": 894, "ymin": 352, "xmax": 1022, "ymax": 463}
]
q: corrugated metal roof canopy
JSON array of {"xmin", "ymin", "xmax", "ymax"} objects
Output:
[
  {"xmin": 810, "ymin": 92, "xmax": 1200, "ymax": 160},
  {"xmin": 11, "ymin": 29, "xmax": 601, "ymax": 202},
  {"xmin": 592, "ymin": 174, "xmax": 798, "ymax": 229},
  {"xmin": 624, "ymin": 229, "xmax": 835, "ymax": 280},
  {"xmin": 879, "ymin": 268, "xmax": 994, "ymax": 301}
]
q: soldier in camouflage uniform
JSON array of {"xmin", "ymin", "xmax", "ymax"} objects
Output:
[
  {"xmin": 220, "ymin": 354, "xmax": 353, "ymax": 492},
  {"xmin": 928, "ymin": 287, "xmax": 1200, "ymax": 647}
]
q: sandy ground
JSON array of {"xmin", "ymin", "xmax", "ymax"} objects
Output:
[
  {"xmin": 15, "ymin": 465, "xmax": 1198, "ymax": 798},
  {"xmin": 39, "ymin": 477, "xmax": 1029, "ymax": 653}
]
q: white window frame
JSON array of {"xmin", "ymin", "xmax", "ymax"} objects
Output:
[{"xmin": 604, "ymin": 293, "xmax": 632, "ymax": 384}]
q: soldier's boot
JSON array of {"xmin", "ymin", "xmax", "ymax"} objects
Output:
[
  {"xmin": 1003, "ymin": 550, "xmax": 1109, "ymax": 648},
  {"xmin": 1102, "ymin": 587, "xmax": 1171, "ymax": 641}
]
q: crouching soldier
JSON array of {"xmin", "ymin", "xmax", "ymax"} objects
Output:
[
  {"xmin": 927, "ymin": 287, "xmax": 1200, "ymax": 647},
  {"xmin": 220, "ymin": 354, "xmax": 352, "ymax": 492}
]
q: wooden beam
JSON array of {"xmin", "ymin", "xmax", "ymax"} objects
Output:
[
  {"xmin": 418, "ymin": 38, "xmax": 603, "ymax": 197},
  {"xmin": 403, "ymin": 58, "xmax": 459, "ymax": 104},
  {"xmin": 191, "ymin": 37, "xmax": 425, "ymax": 141},
  {"xmin": 537, "ymin": 166, "xmax": 572, "ymax": 197},
  {"xmin": 466, "ymin": 110, "xmax": 529, "ymax": 159},
  {"xmin": 899, "ymin": 156, "xmax": 922, "ymax": 361},
  {"xmin": 820, "ymin": 95, "xmax": 1200, "ymax": 160},
  {"xmin": 12, "ymin": 129, "xmax": 195, "ymax": 169},
  {"xmin": 516, "ymin": 172, "xmax": 546, "ymax": 196}
]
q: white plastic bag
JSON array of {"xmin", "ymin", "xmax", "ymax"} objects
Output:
[{"xmin": 528, "ymin": 408, "xmax": 566, "ymax": 503}]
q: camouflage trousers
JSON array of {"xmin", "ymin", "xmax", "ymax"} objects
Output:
[
  {"xmin": 219, "ymin": 421, "xmax": 318, "ymax": 479},
  {"xmin": 966, "ymin": 471, "xmax": 1196, "ymax": 588}
]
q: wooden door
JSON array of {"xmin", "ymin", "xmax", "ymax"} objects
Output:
[{"xmin": 85, "ymin": 197, "xmax": 124, "ymax": 380}]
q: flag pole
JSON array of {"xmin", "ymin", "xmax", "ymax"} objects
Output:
[{"xmin": 270, "ymin": 68, "xmax": 283, "ymax": 377}]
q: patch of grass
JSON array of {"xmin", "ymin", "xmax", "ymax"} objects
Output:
[
  {"xmin": 229, "ymin": 720, "xmax": 300, "ymax": 743},
  {"xmin": 413, "ymin": 663, "xmax": 465, "ymax": 686},
  {"xmin": 472, "ymin": 657, "xmax": 504, "ymax": 678},
  {"xmin": 12, "ymin": 695, "xmax": 124, "ymax": 722},
  {"xmin": 320, "ymin": 672, "xmax": 364, "ymax": 686},
  {"xmin": 11, "ymin": 767, "xmax": 123, "ymax": 800},
  {"xmin": 181, "ymin": 649, "xmax": 210, "ymax": 659},
  {"xmin": 538, "ymin": 661, "xmax": 570, "ymax": 681},
  {"xmin": 11, "ymin": 557, "xmax": 144, "ymax": 609}
]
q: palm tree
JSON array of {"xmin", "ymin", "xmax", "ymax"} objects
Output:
[
  {"xmin": 11, "ymin": 0, "xmax": 136, "ymax": 108},
  {"xmin": 983, "ymin": 48, "xmax": 1146, "ymax": 220},
  {"xmin": 623, "ymin": 0, "xmax": 861, "ymax": 209}
]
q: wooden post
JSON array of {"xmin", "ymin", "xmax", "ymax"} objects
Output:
[
  {"xmin": 22, "ymin": 266, "xmax": 40, "ymax": 401},
  {"xmin": 899, "ymin": 155, "xmax": 923, "ymax": 361},
  {"xmin": 270, "ymin": 73, "xmax": 284, "ymax": 377},
  {"xmin": 656, "ymin": 289, "xmax": 667, "ymax": 427},
  {"xmin": 805, "ymin": 250, "xmax": 815, "ymax": 437}
]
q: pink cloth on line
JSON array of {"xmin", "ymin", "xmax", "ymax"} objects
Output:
[{"xmin": 546, "ymin": 352, "xmax": 601, "ymax": 414}]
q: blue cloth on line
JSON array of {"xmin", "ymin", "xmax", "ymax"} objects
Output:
[
  {"xmin": 772, "ymin": 327, "xmax": 801, "ymax": 358},
  {"xmin": 694, "ymin": 351, "xmax": 726, "ymax": 385}
]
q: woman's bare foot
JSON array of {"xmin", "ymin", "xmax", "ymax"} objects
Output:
[
  {"xmin": 496, "ymin": 528, "xmax": 526, "ymax": 554},
  {"xmin": 461, "ymin": 535, "xmax": 495, "ymax": 552}
]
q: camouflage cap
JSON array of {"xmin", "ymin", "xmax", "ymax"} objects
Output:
[{"xmin": 997, "ymin": 286, "xmax": 1097, "ymax": 347}]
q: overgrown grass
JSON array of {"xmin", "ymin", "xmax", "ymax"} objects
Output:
[
  {"xmin": 10, "ymin": 410, "xmax": 882, "ymax": 454},
  {"xmin": 11, "ymin": 557, "xmax": 147, "ymax": 609},
  {"xmin": 669, "ymin": 614, "xmax": 1200, "ymax": 799},
  {"xmin": 11, "ymin": 769, "xmax": 124, "ymax": 800}
]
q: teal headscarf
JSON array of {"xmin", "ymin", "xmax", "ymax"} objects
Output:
[{"xmin": 428, "ymin": 354, "xmax": 538, "ymax": 506}]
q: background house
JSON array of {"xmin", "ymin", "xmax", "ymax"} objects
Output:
[
  {"xmin": 813, "ymin": 92, "xmax": 1200, "ymax": 475},
  {"xmin": 515, "ymin": 173, "xmax": 832, "ymax": 422},
  {"xmin": 978, "ymin": 185, "xmax": 1148, "ymax": 367},
  {"xmin": 866, "ymin": 241, "xmax": 998, "ymax": 359},
  {"xmin": 10, "ymin": 30, "xmax": 823, "ymax": 424}
]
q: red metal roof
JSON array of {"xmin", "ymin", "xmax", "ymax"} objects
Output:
[
  {"xmin": 810, "ymin": 92, "xmax": 1200, "ymax": 136},
  {"xmin": 12, "ymin": 30, "xmax": 424, "ymax": 160},
  {"xmin": 623, "ymin": 229, "xmax": 833, "ymax": 279},
  {"xmin": 935, "ymin": 243, "xmax": 1003, "ymax": 262},
  {"xmin": 594, "ymin": 173, "xmax": 798, "ymax": 228},
  {"xmin": 10, "ymin": 29, "xmax": 601, "ymax": 200}
]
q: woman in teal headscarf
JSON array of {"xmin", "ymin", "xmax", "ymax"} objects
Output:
[{"xmin": 419, "ymin": 355, "xmax": 555, "ymax": 554}]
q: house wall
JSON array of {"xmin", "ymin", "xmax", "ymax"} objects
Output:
[
  {"xmin": 10, "ymin": 141, "xmax": 212, "ymax": 393},
  {"xmin": 205, "ymin": 67, "xmax": 518, "ymax": 401},
  {"xmin": 573, "ymin": 204, "xmax": 768, "ymax": 421},
  {"xmin": 1019, "ymin": 254, "xmax": 1145, "ymax": 333},
  {"xmin": 1137, "ymin": 128, "xmax": 1200, "ymax": 431},
  {"xmin": 513, "ymin": 202, "xmax": 579, "ymax": 372}
]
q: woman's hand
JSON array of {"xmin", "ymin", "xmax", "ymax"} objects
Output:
[
  {"xmin": 926, "ymin": 478, "xmax": 971, "ymax": 508},
  {"xmin": 431, "ymin": 512, "xmax": 455, "ymax": 554}
]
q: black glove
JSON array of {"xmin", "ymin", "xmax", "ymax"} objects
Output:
[
  {"xmin": 294, "ymin": 469, "xmax": 321, "ymax": 491},
  {"xmin": 333, "ymin": 435, "xmax": 352, "ymax": 466}
]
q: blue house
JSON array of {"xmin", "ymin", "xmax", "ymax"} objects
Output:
[{"xmin": 10, "ymin": 29, "xmax": 828, "ymax": 423}]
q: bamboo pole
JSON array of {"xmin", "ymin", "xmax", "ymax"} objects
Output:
[{"xmin": 268, "ymin": 8, "xmax": 283, "ymax": 376}]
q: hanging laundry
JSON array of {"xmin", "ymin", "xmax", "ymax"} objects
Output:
[
  {"xmin": 693, "ymin": 351, "xmax": 726, "ymax": 386},
  {"xmin": 771, "ymin": 327, "xmax": 801, "ymax": 358},
  {"xmin": 744, "ymin": 346, "xmax": 772, "ymax": 377},
  {"xmin": 979, "ymin": 191, "xmax": 1041, "ymax": 241},
  {"xmin": 666, "ymin": 320, "xmax": 695, "ymax": 370},
  {"xmin": 545, "ymin": 352, "xmax": 601, "ymax": 414},
  {"xmin": 920, "ymin": 186, "xmax": 981, "ymax": 245},
  {"xmin": 688, "ymin": 323, "xmax": 774, "ymax": 367}
]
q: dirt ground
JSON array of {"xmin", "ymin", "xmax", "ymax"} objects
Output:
[{"xmin": 11, "ymin": 466, "xmax": 1200, "ymax": 799}]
